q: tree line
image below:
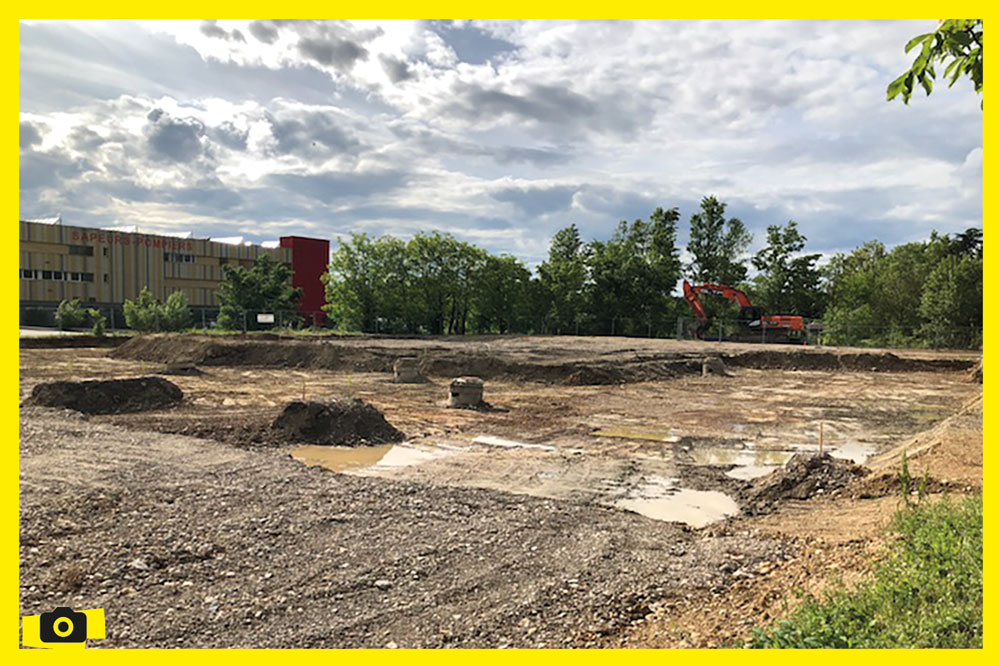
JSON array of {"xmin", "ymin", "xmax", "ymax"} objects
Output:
[{"xmin": 320, "ymin": 195, "xmax": 982, "ymax": 348}]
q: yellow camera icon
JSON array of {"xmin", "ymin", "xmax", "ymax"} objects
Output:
[{"xmin": 22, "ymin": 607, "xmax": 105, "ymax": 649}]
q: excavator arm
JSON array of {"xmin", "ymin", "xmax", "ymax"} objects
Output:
[{"xmin": 683, "ymin": 280, "xmax": 753, "ymax": 323}]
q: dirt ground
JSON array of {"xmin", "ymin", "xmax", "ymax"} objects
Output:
[{"xmin": 18, "ymin": 334, "xmax": 982, "ymax": 648}]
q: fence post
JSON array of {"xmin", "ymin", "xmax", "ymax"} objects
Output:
[{"xmin": 201, "ymin": 308, "xmax": 206, "ymax": 332}]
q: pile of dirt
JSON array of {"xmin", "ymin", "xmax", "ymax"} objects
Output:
[
  {"xmin": 26, "ymin": 377, "xmax": 183, "ymax": 415},
  {"xmin": 272, "ymin": 398, "xmax": 405, "ymax": 446},
  {"xmin": 740, "ymin": 454, "xmax": 869, "ymax": 515},
  {"xmin": 968, "ymin": 359, "xmax": 983, "ymax": 383}
]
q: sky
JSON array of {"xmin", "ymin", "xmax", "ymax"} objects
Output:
[{"xmin": 19, "ymin": 19, "xmax": 982, "ymax": 270}]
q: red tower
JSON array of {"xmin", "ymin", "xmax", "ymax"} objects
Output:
[{"xmin": 279, "ymin": 235, "xmax": 330, "ymax": 326}]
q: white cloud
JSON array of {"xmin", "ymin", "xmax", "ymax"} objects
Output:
[{"xmin": 19, "ymin": 19, "xmax": 982, "ymax": 267}]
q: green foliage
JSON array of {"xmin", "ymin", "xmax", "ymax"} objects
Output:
[
  {"xmin": 124, "ymin": 287, "xmax": 194, "ymax": 332},
  {"xmin": 750, "ymin": 221, "xmax": 825, "ymax": 317},
  {"xmin": 888, "ymin": 19, "xmax": 982, "ymax": 108},
  {"xmin": 86, "ymin": 308, "xmax": 106, "ymax": 337},
  {"xmin": 218, "ymin": 255, "xmax": 302, "ymax": 331},
  {"xmin": 586, "ymin": 207, "xmax": 683, "ymax": 335},
  {"xmin": 54, "ymin": 298, "xmax": 88, "ymax": 329},
  {"xmin": 820, "ymin": 231, "xmax": 981, "ymax": 349},
  {"xmin": 124, "ymin": 287, "xmax": 163, "ymax": 332},
  {"xmin": 538, "ymin": 224, "xmax": 588, "ymax": 333},
  {"xmin": 686, "ymin": 195, "xmax": 752, "ymax": 286},
  {"xmin": 750, "ymin": 494, "xmax": 982, "ymax": 648},
  {"xmin": 161, "ymin": 291, "xmax": 194, "ymax": 331},
  {"xmin": 918, "ymin": 254, "xmax": 983, "ymax": 347}
]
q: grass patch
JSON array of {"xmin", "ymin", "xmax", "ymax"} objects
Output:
[{"xmin": 748, "ymin": 494, "xmax": 982, "ymax": 648}]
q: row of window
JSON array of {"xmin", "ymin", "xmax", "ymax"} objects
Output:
[
  {"xmin": 164, "ymin": 252, "xmax": 196, "ymax": 263},
  {"xmin": 68, "ymin": 244, "xmax": 94, "ymax": 256},
  {"xmin": 21, "ymin": 269, "xmax": 95, "ymax": 282}
]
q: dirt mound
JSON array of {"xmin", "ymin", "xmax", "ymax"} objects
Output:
[
  {"xmin": 27, "ymin": 377, "xmax": 183, "ymax": 415},
  {"xmin": 968, "ymin": 359, "xmax": 982, "ymax": 383},
  {"xmin": 865, "ymin": 392, "xmax": 982, "ymax": 489},
  {"xmin": 740, "ymin": 454, "xmax": 868, "ymax": 515},
  {"xmin": 272, "ymin": 398, "xmax": 405, "ymax": 446}
]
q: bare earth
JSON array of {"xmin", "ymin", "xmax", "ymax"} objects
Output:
[{"xmin": 19, "ymin": 334, "xmax": 982, "ymax": 648}]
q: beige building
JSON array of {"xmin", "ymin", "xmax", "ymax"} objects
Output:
[{"xmin": 19, "ymin": 219, "xmax": 291, "ymax": 310}]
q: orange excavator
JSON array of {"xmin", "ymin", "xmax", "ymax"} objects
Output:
[{"xmin": 682, "ymin": 280, "xmax": 806, "ymax": 344}]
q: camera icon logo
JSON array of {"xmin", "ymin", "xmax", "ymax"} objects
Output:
[
  {"xmin": 40, "ymin": 607, "xmax": 87, "ymax": 643},
  {"xmin": 22, "ymin": 606, "xmax": 105, "ymax": 649}
]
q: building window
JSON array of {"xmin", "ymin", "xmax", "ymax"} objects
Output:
[
  {"xmin": 164, "ymin": 252, "xmax": 195, "ymax": 263},
  {"xmin": 103, "ymin": 273, "xmax": 109, "ymax": 283},
  {"xmin": 102, "ymin": 247, "xmax": 108, "ymax": 257},
  {"xmin": 41, "ymin": 270, "xmax": 52, "ymax": 280},
  {"xmin": 81, "ymin": 273, "xmax": 94, "ymax": 282},
  {"xmin": 53, "ymin": 271, "xmax": 63, "ymax": 280},
  {"xmin": 219, "ymin": 257, "xmax": 229, "ymax": 266},
  {"xmin": 69, "ymin": 245, "xmax": 94, "ymax": 256}
]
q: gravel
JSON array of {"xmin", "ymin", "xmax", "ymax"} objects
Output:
[{"xmin": 19, "ymin": 406, "xmax": 791, "ymax": 648}]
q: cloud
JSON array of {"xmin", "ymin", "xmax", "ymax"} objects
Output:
[
  {"xmin": 266, "ymin": 109, "xmax": 364, "ymax": 157},
  {"xmin": 17, "ymin": 20, "xmax": 982, "ymax": 269},
  {"xmin": 248, "ymin": 20, "xmax": 279, "ymax": 44},
  {"xmin": 200, "ymin": 19, "xmax": 245, "ymax": 42},
  {"xmin": 492, "ymin": 184, "xmax": 577, "ymax": 215},
  {"xmin": 145, "ymin": 108, "xmax": 207, "ymax": 162},
  {"xmin": 20, "ymin": 121, "xmax": 43, "ymax": 150},
  {"xmin": 378, "ymin": 54, "xmax": 413, "ymax": 83}
]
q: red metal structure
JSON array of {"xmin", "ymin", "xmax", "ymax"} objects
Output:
[
  {"xmin": 682, "ymin": 279, "xmax": 805, "ymax": 343},
  {"xmin": 280, "ymin": 236, "xmax": 330, "ymax": 326}
]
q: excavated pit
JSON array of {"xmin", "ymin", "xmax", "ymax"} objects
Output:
[{"xmin": 111, "ymin": 334, "xmax": 975, "ymax": 385}]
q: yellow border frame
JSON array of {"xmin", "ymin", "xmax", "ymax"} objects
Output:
[{"xmin": 8, "ymin": 10, "xmax": 990, "ymax": 662}]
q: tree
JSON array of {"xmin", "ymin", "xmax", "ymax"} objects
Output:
[
  {"xmin": 585, "ymin": 207, "xmax": 683, "ymax": 336},
  {"xmin": 217, "ymin": 255, "xmax": 301, "ymax": 330},
  {"xmin": 124, "ymin": 287, "xmax": 162, "ymax": 332},
  {"xmin": 54, "ymin": 298, "xmax": 87, "ymax": 329},
  {"xmin": 686, "ymin": 196, "xmax": 752, "ymax": 286},
  {"xmin": 888, "ymin": 19, "xmax": 982, "ymax": 108},
  {"xmin": 161, "ymin": 291, "xmax": 194, "ymax": 331},
  {"xmin": 751, "ymin": 221, "xmax": 824, "ymax": 317},
  {"xmin": 538, "ymin": 224, "xmax": 587, "ymax": 333},
  {"xmin": 471, "ymin": 254, "xmax": 533, "ymax": 334},
  {"xmin": 919, "ymin": 254, "xmax": 983, "ymax": 347},
  {"xmin": 124, "ymin": 287, "xmax": 193, "ymax": 332}
]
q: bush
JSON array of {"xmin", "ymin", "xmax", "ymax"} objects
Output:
[
  {"xmin": 55, "ymin": 299, "xmax": 88, "ymax": 329},
  {"xmin": 87, "ymin": 308, "xmax": 106, "ymax": 337},
  {"xmin": 749, "ymin": 494, "xmax": 983, "ymax": 648},
  {"xmin": 161, "ymin": 291, "xmax": 193, "ymax": 331},
  {"xmin": 124, "ymin": 287, "xmax": 193, "ymax": 332}
]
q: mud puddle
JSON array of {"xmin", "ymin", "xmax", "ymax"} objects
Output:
[
  {"xmin": 291, "ymin": 443, "xmax": 453, "ymax": 473},
  {"xmin": 613, "ymin": 476, "xmax": 740, "ymax": 527},
  {"xmin": 288, "ymin": 437, "xmax": 740, "ymax": 528}
]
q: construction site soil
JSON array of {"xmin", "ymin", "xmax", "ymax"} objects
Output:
[{"xmin": 19, "ymin": 334, "xmax": 982, "ymax": 648}]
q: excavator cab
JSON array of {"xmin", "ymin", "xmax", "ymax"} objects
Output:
[{"xmin": 737, "ymin": 305, "xmax": 765, "ymax": 326}]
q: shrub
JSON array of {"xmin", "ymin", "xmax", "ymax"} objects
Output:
[
  {"xmin": 87, "ymin": 308, "xmax": 106, "ymax": 337},
  {"xmin": 54, "ymin": 299, "xmax": 88, "ymax": 329},
  {"xmin": 124, "ymin": 288, "xmax": 193, "ymax": 332},
  {"xmin": 161, "ymin": 291, "xmax": 194, "ymax": 331}
]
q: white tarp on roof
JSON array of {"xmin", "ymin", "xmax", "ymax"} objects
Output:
[
  {"xmin": 101, "ymin": 224, "xmax": 139, "ymax": 233},
  {"xmin": 261, "ymin": 240, "xmax": 281, "ymax": 248},
  {"xmin": 23, "ymin": 215, "xmax": 62, "ymax": 225},
  {"xmin": 210, "ymin": 236, "xmax": 245, "ymax": 245}
]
